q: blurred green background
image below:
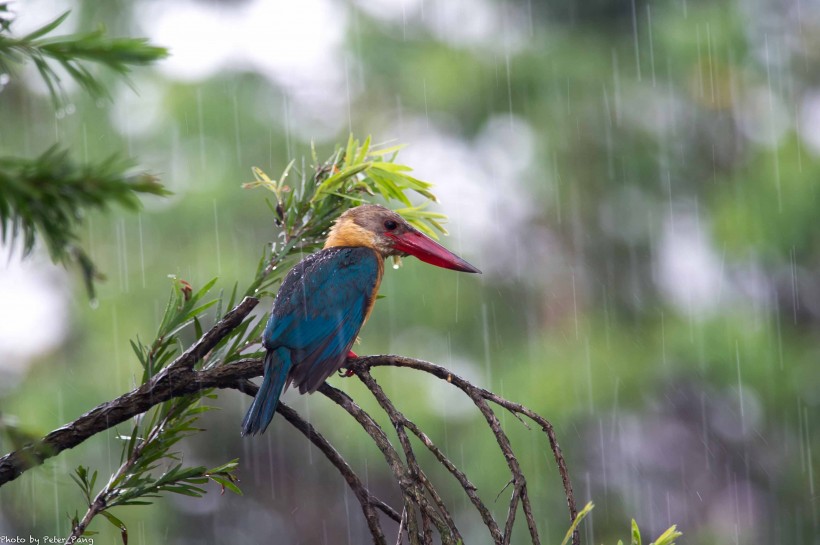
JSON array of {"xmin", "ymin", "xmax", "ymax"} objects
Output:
[{"xmin": 1, "ymin": 0, "xmax": 818, "ymax": 543}]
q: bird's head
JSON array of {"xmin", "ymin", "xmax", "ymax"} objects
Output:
[{"xmin": 325, "ymin": 204, "xmax": 481, "ymax": 273}]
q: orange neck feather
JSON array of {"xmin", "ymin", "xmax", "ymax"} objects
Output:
[{"xmin": 324, "ymin": 219, "xmax": 377, "ymax": 249}]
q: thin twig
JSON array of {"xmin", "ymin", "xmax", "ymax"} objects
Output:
[
  {"xmin": 476, "ymin": 390, "xmax": 578, "ymax": 543},
  {"xmin": 395, "ymin": 506, "xmax": 407, "ymax": 545},
  {"xmin": 467, "ymin": 387, "xmax": 538, "ymax": 545},
  {"xmin": 234, "ymin": 378, "xmax": 398, "ymax": 544},
  {"xmin": 402, "ymin": 415, "xmax": 504, "ymax": 542},
  {"xmin": 318, "ymin": 383, "xmax": 448, "ymax": 544},
  {"xmin": 357, "ymin": 368, "xmax": 462, "ymax": 544},
  {"xmin": 169, "ymin": 296, "xmax": 260, "ymax": 371},
  {"xmin": 359, "ymin": 355, "xmax": 578, "ymax": 545}
]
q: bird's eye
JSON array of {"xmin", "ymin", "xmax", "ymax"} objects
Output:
[{"xmin": 384, "ymin": 219, "xmax": 398, "ymax": 231}]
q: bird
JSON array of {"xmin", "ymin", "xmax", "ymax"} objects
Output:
[{"xmin": 241, "ymin": 203, "xmax": 480, "ymax": 435}]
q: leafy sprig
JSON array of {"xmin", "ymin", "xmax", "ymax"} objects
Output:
[
  {"xmin": 0, "ymin": 1, "xmax": 13, "ymax": 33},
  {"xmin": 0, "ymin": 146, "xmax": 169, "ymax": 298},
  {"xmin": 0, "ymin": 7, "xmax": 168, "ymax": 298},
  {"xmin": 68, "ymin": 278, "xmax": 251, "ymax": 542},
  {"xmin": 131, "ymin": 276, "xmax": 219, "ymax": 381},
  {"xmin": 68, "ymin": 397, "xmax": 241, "ymax": 543},
  {"xmin": 243, "ymin": 134, "xmax": 448, "ymax": 285},
  {"xmin": 0, "ymin": 10, "xmax": 168, "ymax": 103}
]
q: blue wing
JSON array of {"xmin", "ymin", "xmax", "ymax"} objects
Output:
[{"xmin": 263, "ymin": 246, "xmax": 381, "ymax": 394}]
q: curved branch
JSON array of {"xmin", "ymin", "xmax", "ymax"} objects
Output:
[
  {"xmin": 356, "ymin": 368, "xmax": 464, "ymax": 543},
  {"xmin": 0, "ymin": 296, "xmax": 259, "ymax": 487},
  {"xmin": 356, "ymin": 355, "xmax": 579, "ymax": 545},
  {"xmin": 0, "ymin": 350, "xmax": 578, "ymax": 545},
  {"xmin": 235, "ymin": 378, "xmax": 398, "ymax": 545},
  {"xmin": 398, "ymin": 406, "xmax": 503, "ymax": 541},
  {"xmin": 317, "ymin": 383, "xmax": 448, "ymax": 544}
]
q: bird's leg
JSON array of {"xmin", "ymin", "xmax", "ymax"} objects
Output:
[{"xmin": 338, "ymin": 350, "xmax": 360, "ymax": 377}]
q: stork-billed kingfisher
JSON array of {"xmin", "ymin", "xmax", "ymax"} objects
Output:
[{"xmin": 241, "ymin": 204, "xmax": 480, "ymax": 435}]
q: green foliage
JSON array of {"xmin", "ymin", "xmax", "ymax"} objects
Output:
[
  {"xmin": 131, "ymin": 276, "xmax": 219, "ymax": 381},
  {"xmin": 69, "ymin": 395, "xmax": 242, "ymax": 539},
  {"xmin": 70, "ymin": 465, "xmax": 97, "ymax": 507},
  {"xmin": 0, "ymin": 7, "xmax": 168, "ymax": 298},
  {"xmin": 69, "ymin": 276, "xmax": 252, "ymax": 539},
  {"xmin": 0, "ymin": 146, "xmax": 168, "ymax": 298},
  {"xmin": 561, "ymin": 502, "xmax": 683, "ymax": 545},
  {"xmin": 0, "ymin": 10, "xmax": 168, "ymax": 104},
  {"xmin": 243, "ymin": 134, "xmax": 447, "ymax": 295},
  {"xmin": 0, "ymin": 1, "xmax": 11, "ymax": 33},
  {"xmin": 712, "ymin": 135, "xmax": 820, "ymax": 261}
]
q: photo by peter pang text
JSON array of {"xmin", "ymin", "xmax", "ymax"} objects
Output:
[{"xmin": 0, "ymin": 537, "xmax": 94, "ymax": 544}]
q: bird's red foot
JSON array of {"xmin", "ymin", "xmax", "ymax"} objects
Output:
[{"xmin": 338, "ymin": 351, "xmax": 360, "ymax": 377}]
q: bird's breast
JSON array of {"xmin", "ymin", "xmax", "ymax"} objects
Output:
[{"xmin": 362, "ymin": 253, "xmax": 384, "ymax": 324}]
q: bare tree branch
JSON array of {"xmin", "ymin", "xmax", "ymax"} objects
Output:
[
  {"xmin": 236, "ymin": 378, "xmax": 400, "ymax": 545},
  {"xmin": 356, "ymin": 368, "xmax": 464, "ymax": 543},
  {"xmin": 0, "ymin": 304, "xmax": 578, "ymax": 545},
  {"xmin": 356, "ymin": 355, "xmax": 579, "ymax": 545},
  {"xmin": 317, "ymin": 383, "xmax": 446, "ymax": 544}
]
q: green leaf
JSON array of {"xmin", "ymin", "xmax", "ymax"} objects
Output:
[
  {"xmin": 312, "ymin": 163, "xmax": 372, "ymax": 202},
  {"xmin": 129, "ymin": 339, "xmax": 146, "ymax": 365},
  {"xmin": 22, "ymin": 11, "xmax": 70, "ymax": 41},
  {"xmin": 323, "ymin": 190, "xmax": 369, "ymax": 203},
  {"xmin": 100, "ymin": 511, "xmax": 128, "ymax": 545},
  {"xmin": 161, "ymin": 485, "xmax": 206, "ymax": 497},
  {"xmin": 193, "ymin": 316, "xmax": 203, "ymax": 340},
  {"xmin": 366, "ymin": 169, "xmax": 412, "ymax": 205},
  {"xmin": 186, "ymin": 277, "xmax": 219, "ymax": 306},
  {"xmin": 366, "ymin": 161, "xmax": 412, "ymax": 174},
  {"xmin": 206, "ymin": 459, "xmax": 240, "ymax": 474},
  {"xmin": 650, "ymin": 525, "xmax": 682, "ymax": 545},
  {"xmin": 343, "ymin": 134, "xmax": 357, "ymax": 168},
  {"xmin": 368, "ymin": 143, "xmax": 406, "ymax": 157},
  {"xmin": 209, "ymin": 474, "xmax": 243, "ymax": 496},
  {"xmin": 120, "ymin": 426, "xmax": 139, "ymax": 458},
  {"xmin": 70, "ymin": 466, "xmax": 92, "ymax": 501},
  {"xmin": 185, "ymin": 406, "xmax": 213, "ymax": 416},
  {"xmin": 631, "ymin": 519, "xmax": 642, "ymax": 545},
  {"xmin": 156, "ymin": 278, "xmax": 180, "ymax": 333},
  {"xmin": 560, "ymin": 501, "xmax": 594, "ymax": 545},
  {"xmin": 354, "ymin": 135, "xmax": 372, "ymax": 165}
]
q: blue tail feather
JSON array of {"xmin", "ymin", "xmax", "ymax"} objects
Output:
[{"xmin": 241, "ymin": 348, "xmax": 292, "ymax": 436}]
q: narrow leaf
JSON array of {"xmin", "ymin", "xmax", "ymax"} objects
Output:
[
  {"xmin": 22, "ymin": 11, "xmax": 70, "ymax": 41},
  {"xmin": 560, "ymin": 501, "xmax": 594, "ymax": 545},
  {"xmin": 631, "ymin": 519, "xmax": 642, "ymax": 545},
  {"xmin": 100, "ymin": 511, "xmax": 128, "ymax": 545}
]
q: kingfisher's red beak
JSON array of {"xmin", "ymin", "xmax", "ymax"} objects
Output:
[{"xmin": 388, "ymin": 230, "xmax": 481, "ymax": 273}]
